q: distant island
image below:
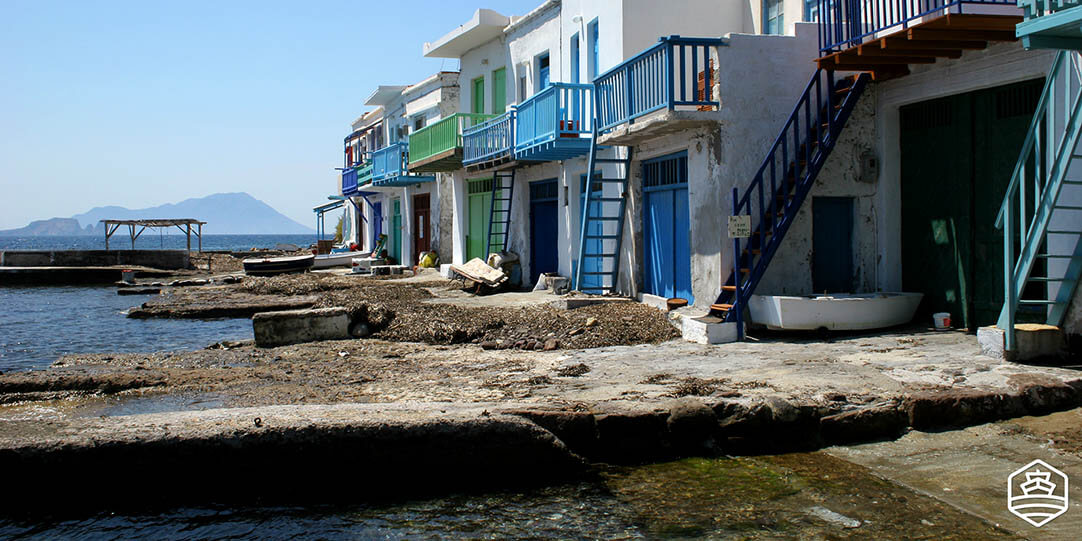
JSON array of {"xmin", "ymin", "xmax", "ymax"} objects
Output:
[{"xmin": 0, "ymin": 193, "xmax": 315, "ymax": 236}]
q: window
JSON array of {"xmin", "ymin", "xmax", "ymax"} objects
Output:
[
  {"xmin": 587, "ymin": 20, "xmax": 599, "ymax": 79},
  {"xmin": 518, "ymin": 73, "xmax": 528, "ymax": 102},
  {"xmin": 472, "ymin": 76, "xmax": 485, "ymax": 114},
  {"xmin": 570, "ymin": 33, "xmax": 580, "ymax": 84},
  {"xmin": 492, "ymin": 67, "xmax": 507, "ymax": 114},
  {"xmin": 804, "ymin": 0, "xmax": 819, "ymax": 22},
  {"xmin": 413, "ymin": 116, "xmax": 425, "ymax": 131},
  {"xmin": 536, "ymin": 52, "xmax": 550, "ymax": 91},
  {"xmin": 763, "ymin": 0, "xmax": 784, "ymax": 34}
]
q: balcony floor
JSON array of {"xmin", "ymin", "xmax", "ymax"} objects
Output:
[
  {"xmin": 1016, "ymin": 5, "xmax": 1082, "ymax": 50},
  {"xmin": 408, "ymin": 148, "xmax": 463, "ymax": 173},
  {"xmin": 514, "ymin": 137, "xmax": 591, "ymax": 162},
  {"xmin": 817, "ymin": 14, "xmax": 1022, "ymax": 80},
  {"xmin": 598, "ymin": 108, "xmax": 722, "ymax": 147}
]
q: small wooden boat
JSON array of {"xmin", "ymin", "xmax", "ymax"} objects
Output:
[
  {"xmin": 312, "ymin": 251, "xmax": 367, "ymax": 269},
  {"xmin": 242, "ymin": 254, "xmax": 315, "ymax": 276}
]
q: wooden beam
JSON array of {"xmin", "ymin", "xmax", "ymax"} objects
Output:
[
  {"xmin": 941, "ymin": 14, "xmax": 1024, "ymax": 30},
  {"xmin": 871, "ymin": 67, "xmax": 911, "ymax": 81},
  {"xmin": 828, "ymin": 55, "xmax": 937, "ymax": 67},
  {"xmin": 881, "ymin": 38, "xmax": 987, "ymax": 50},
  {"xmin": 908, "ymin": 28, "xmax": 1017, "ymax": 42},
  {"xmin": 858, "ymin": 45, "xmax": 962, "ymax": 59},
  {"xmin": 1021, "ymin": 35, "xmax": 1082, "ymax": 51}
]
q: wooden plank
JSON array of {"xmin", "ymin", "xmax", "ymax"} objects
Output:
[
  {"xmin": 828, "ymin": 55, "xmax": 937, "ymax": 66},
  {"xmin": 881, "ymin": 37, "xmax": 987, "ymax": 50},
  {"xmin": 858, "ymin": 45, "xmax": 962, "ymax": 59},
  {"xmin": 941, "ymin": 14, "xmax": 1024, "ymax": 30},
  {"xmin": 908, "ymin": 28, "xmax": 1017, "ymax": 42}
]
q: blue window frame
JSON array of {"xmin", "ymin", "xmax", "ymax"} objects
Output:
[
  {"xmin": 537, "ymin": 52, "xmax": 550, "ymax": 90},
  {"xmin": 570, "ymin": 32, "xmax": 580, "ymax": 84},
  {"xmin": 763, "ymin": 0, "xmax": 784, "ymax": 34},
  {"xmin": 588, "ymin": 19, "xmax": 599, "ymax": 80},
  {"xmin": 804, "ymin": 0, "xmax": 821, "ymax": 22}
]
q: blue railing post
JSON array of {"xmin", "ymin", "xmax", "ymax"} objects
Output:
[
  {"xmin": 1004, "ymin": 196, "xmax": 1016, "ymax": 351},
  {"xmin": 732, "ymin": 187, "xmax": 744, "ymax": 341},
  {"xmin": 666, "ymin": 40, "xmax": 675, "ymax": 110}
]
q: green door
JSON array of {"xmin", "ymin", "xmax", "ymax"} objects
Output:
[
  {"xmin": 492, "ymin": 68, "xmax": 507, "ymax": 115},
  {"xmin": 391, "ymin": 199, "xmax": 402, "ymax": 263},
  {"xmin": 467, "ymin": 178, "xmax": 493, "ymax": 261},
  {"xmin": 900, "ymin": 79, "xmax": 1041, "ymax": 330},
  {"xmin": 472, "ymin": 77, "xmax": 485, "ymax": 114}
]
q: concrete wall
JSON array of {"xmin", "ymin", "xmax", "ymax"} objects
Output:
[
  {"xmin": 0, "ymin": 250, "xmax": 191, "ymax": 269},
  {"xmin": 508, "ymin": 1, "xmax": 562, "ymax": 102}
]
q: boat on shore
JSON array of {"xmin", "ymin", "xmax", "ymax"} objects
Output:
[
  {"xmin": 312, "ymin": 251, "xmax": 367, "ymax": 269},
  {"xmin": 242, "ymin": 254, "xmax": 315, "ymax": 276}
]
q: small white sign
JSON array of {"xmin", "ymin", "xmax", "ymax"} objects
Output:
[
  {"xmin": 727, "ymin": 215, "xmax": 752, "ymax": 238},
  {"xmin": 1007, "ymin": 459, "xmax": 1069, "ymax": 528}
]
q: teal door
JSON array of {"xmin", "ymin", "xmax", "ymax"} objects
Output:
[
  {"xmin": 467, "ymin": 178, "xmax": 492, "ymax": 261},
  {"xmin": 813, "ymin": 197, "xmax": 854, "ymax": 293},
  {"xmin": 391, "ymin": 199, "xmax": 402, "ymax": 263}
]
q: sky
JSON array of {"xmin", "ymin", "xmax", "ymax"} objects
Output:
[{"xmin": 0, "ymin": 0, "xmax": 542, "ymax": 230}]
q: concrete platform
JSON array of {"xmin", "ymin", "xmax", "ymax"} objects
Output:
[
  {"xmin": 0, "ymin": 266, "xmax": 174, "ymax": 285},
  {"xmin": 597, "ymin": 109, "xmax": 721, "ymax": 146},
  {"xmin": 977, "ymin": 324, "xmax": 1066, "ymax": 361},
  {"xmin": 252, "ymin": 307, "xmax": 351, "ymax": 347}
]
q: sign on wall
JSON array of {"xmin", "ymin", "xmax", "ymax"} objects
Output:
[{"xmin": 727, "ymin": 215, "xmax": 752, "ymax": 238}]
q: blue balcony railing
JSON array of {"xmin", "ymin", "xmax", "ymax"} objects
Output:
[
  {"xmin": 817, "ymin": 0, "xmax": 1017, "ymax": 54},
  {"xmin": 595, "ymin": 36, "xmax": 724, "ymax": 133},
  {"xmin": 369, "ymin": 141, "xmax": 435, "ymax": 187},
  {"xmin": 371, "ymin": 142, "xmax": 407, "ymax": 181},
  {"xmin": 1019, "ymin": 0, "xmax": 1082, "ymax": 19},
  {"xmin": 463, "ymin": 110, "xmax": 516, "ymax": 165},
  {"xmin": 341, "ymin": 167, "xmax": 358, "ymax": 195},
  {"xmin": 515, "ymin": 82, "xmax": 593, "ymax": 161}
]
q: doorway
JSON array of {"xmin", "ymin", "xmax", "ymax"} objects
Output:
[
  {"xmin": 643, "ymin": 152, "xmax": 693, "ymax": 303},
  {"xmin": 529, "ymin": 179, "xmax": 559, "ymax": 286},
  {"xmin": 813, "ymin": 197, "xmax": 854, "ymax": 293},
  {"xmin": 413, "ymin": 193, "xmax": 431, "ymax": 256}
]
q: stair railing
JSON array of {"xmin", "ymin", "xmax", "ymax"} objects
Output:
[{"xmin": 995, "ymin": 50, "xmax": 1082, "ymax": 350}]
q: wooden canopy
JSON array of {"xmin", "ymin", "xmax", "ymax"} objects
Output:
[
  {"xmin": 817, "ymin": 14, "xmax": 1023, "ymax": 80},
  {"xmin": 100, "ymin": 219, "xmax": 205, "ymax": 251}
]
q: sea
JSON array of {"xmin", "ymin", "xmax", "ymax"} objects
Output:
[{"xmin": 0, "ymin": 234, "xmax": 315, "ymax": 373}]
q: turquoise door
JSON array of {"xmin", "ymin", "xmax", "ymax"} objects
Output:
[
  {"xmin": 643, "ymin": 153, "xmax": 692, "ymax": 303},
  {"xmin": 391, "ymin": 199, "xmax": 402, "ymax": 263}
]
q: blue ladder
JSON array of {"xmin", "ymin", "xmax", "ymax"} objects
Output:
[
  {"xmin": 486, "ymin": 169, "xmax": 515, "ymax": 256},
  {"xmin": 997, "ymin": 50, "xmax": 1082, "ymax": 351},
  {"xmin": 574, "ymin": 125, "xmax": 632, "ymax": 293},
  {"xmin": 711, "ymin": 69, "xmax": 870, "ymax": 338}
]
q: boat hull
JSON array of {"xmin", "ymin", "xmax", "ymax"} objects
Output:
[
  {"xmin": 748, "ymin": 292, "xmax": 923, "ymax": 331},
  {"xmin": 242, "ymin": 254, "xmax": 315, "ymax": 276},
  {"xmin": 312, "ymin": 251, "xmax": 367, "ymax": 269}
]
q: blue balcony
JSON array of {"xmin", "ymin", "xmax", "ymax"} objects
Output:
[
  {"xmin": 595, "ymin": 36, "xmax": 723, "ymax": 134},
  {"xmin": 1016, "ymin": 0, "xmax": 1082, "ymax": 49},
  {"xmin": 514, "ymin": 83, "xmax": 593, "ymax": 162},
  {"xmin": 370, "ymin": 142, "xmax": 435, "ymax": 188},
  {"xmin": 341, "ymin": 167, "xmax": 359, "ymax": 195},
  {"xmin": 462, "ymin": 110, "xmax": 516, "ymax": 169},
  {"xmin": 815, "ymin": 1, "xmax": 1021, "ymax": 76}
]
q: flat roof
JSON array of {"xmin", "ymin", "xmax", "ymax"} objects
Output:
[
  {"xmin": 423, "ymin": 8, "xmax": 512, "ymax": 58},
  {"xmin": 364, "ymin": 85, "xmax": 409, "ymax": 106}
]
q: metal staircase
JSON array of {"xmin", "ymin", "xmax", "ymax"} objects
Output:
[
  {"xmin": 573, "ymin": 125, "xmax": 632, "ymax": 294},
  {"xmin": 485, "ymin": 169, "xmax": 515, "ymax": 256},
  {"xmin": 710, "ymin": 69, "xmax": 871, "ymax": 338},
  {"xmin": 996, "ymin": 49, "xmax": 1082, "ymax": 352}
]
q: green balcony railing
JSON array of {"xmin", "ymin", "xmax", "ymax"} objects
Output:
[{"xmin": 408, "ymin": 113, "xmax": 495, "ymax": 166}]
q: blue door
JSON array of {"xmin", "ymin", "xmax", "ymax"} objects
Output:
[
  {"xmin": 372, "ymin": 201, "xmax": 383, "ymax": 252},
  {"xmin": 538, "ymin": 53, "xmax": 550, "ymax": 89},
  {"xmin": 813, "ymin": 197, "xmax": 854, "ymax": 293},
  {"xmin": 643, "ymin": 153, "xmax": 692, "ymax": 303},
  {"xmin": 530, "ymin": 179, "xmax": 559, "ymax": 286}
]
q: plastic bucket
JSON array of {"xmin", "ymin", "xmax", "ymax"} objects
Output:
[
  {"xmin": 933, "ymin": 312, "xmax": 951, "ymax": 330},
  {"xmin": 121, "ymin": 270, "xmax": 135, "ymax": 284}
]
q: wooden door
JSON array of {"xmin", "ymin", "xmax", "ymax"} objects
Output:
[{"xmin": 413, "ymin": 193, "xmax": 431, "ymax": 255}]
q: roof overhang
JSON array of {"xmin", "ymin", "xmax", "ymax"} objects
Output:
[
  {"xmin": 423, "ymin": 9, "xmax": 510, "ymax": 58},
  {"xmin": 364, "ymin": 85, "xmax": 408, "ymax": 107}
]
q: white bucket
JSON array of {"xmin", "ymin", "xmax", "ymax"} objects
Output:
[{"xmin": 932, "ymin": 312, "xmax": 951, "ymax": 330}]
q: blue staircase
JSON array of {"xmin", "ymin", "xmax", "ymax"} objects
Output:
[
  {"xmin": 573, "ymin": 126, "xmax": 632, "ymax": 294},
  {"xmin": 485, "ymin": 169, "xmax": 515, "ymax": 256},
  {"xmin": 710, "ymin": 69, "xmax": 870, "ymax": 336},
  {"xmin": 996, "ymin": 50, "xmax": 1082, "ymax": 352}
]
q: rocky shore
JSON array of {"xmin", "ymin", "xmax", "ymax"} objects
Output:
[{"xmin": 2, "ymin": 271, "xmax": 1081, "ymax": 511}]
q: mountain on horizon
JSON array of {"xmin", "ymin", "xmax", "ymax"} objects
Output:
[{"xmin": 0, "ymin": 193, "xmax": 315, "ymax": 236}]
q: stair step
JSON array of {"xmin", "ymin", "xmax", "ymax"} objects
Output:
[
  {"xmin": 1053, "ymin": 205, "xmax": 1082, "ymax": 210},
  {"xmin": 585, "ymin": 234, "xmax": 620, "ymax": 239},
  {"xmin": 721, "ymin": 285, "xmax": 737, "ymax": 292},
  {"xmin": 1063, "ymin": 180, "xmax": 1082, "ymax": 185},
  {"xmin": 583, "ymin": 253, "xmax": 615, "ymax": 258},
  {"xmin": 594, "ymin": 158, "xmax": 630, "ymax": 163},
  {"xmin": 588, "ymin": 197, "xmax": 625, "ymax": 202},
  {"xmin": 1047, "ymin": 230, "xmax": 1082, "ymax": 235},
  {"xmin": 594, "ymin": 217, "xmax": 621, "ymax": 221},
  {"xmin": 710, "ymin": 303, "xmax": 733, "ymax": 312},
  {"xmin": 1019, "ymin": 299, "xmax": 1060, "ymax": 305},
  {"xmin": 1037, "ymin": 254, "xmax": 1073, "ymax": 258},
  {"xmin": 1027, "ymin": 277, "xmax": 1066, "ymax": 281},
  {"xmin": 582, "ymin": 271, "xmax": 617, "ymax": 276}
]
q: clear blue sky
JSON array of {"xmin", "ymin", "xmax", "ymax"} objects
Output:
[{"xmin": 0, "ymin": 0, "xmax": 541, "ymax": 230}]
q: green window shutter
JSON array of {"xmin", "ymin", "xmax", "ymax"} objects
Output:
[
  {"xmin": 472, "ymin": 77, "xmax": 485, "ymax": 114},
  {"xmin": 492, "ymin": 68, "xmax": 506, "ymax": 114}
]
